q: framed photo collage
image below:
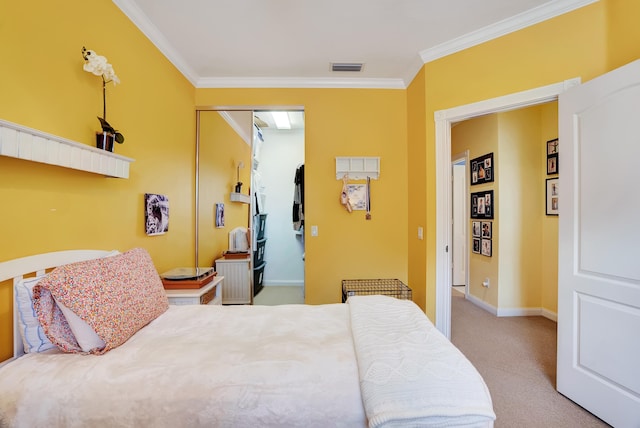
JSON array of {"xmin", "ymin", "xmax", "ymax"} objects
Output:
[{"xmin": 470, "ymin": 153, "xmax": 493, "ymax": 257}]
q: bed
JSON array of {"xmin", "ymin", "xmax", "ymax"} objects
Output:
[{"xmin": 0, "ymin": 248, "xmax": 495, "ymax": 427}]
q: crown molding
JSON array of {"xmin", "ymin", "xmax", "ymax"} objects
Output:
[
  {"xmin": 115, "ymin": 0, "xmax": 597, "ymax": 90},
  {"xmin": 420, "ymin": 0, "xmax": 599, "ymax": 63},
  {"xmin": 112, "ymin": 0, "xmax": 199, "ymax": 86},
  {"xmin": 196, "ymin": 76, "xmax": 406, "ymax": 89},
  {"xmin": 402, "ymin": 56, "xmax": 429, "ymax": 88}
]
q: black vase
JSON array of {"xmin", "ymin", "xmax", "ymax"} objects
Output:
[{"xmin": 96, "ymin": 132, "xmax": 114, "ymax": 152}]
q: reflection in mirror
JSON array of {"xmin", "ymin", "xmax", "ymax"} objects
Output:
[
  {"xmin": 195, "ymin": 109, "xmax": 306, "ymax": 305},
  {"xmin": 196, "ymin": 110, "xmax": 253, "ymax": 267}
]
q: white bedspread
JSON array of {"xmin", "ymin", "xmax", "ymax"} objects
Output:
[
  {"xmin": 348, "ymin": 295, "xmax": 495, "ymax": 427},
  {"xmin": 0, "ymin": 297, "xmax": 495, "ymax": 428},
  {"xmin": 0, "ymin": 303, "xmax": 366, "ymax": 428}
]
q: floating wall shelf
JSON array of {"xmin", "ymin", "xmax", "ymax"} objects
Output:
[
  {"xmin": 336, "ymin": 156, "xmax": 380, "ymax": 180},
  {"xmin": 0, "ymin": 119, "xmax": 134, "ymax": 179},
  {"xmin": 230, "ymin": 192, "xmax": 251, "ymax": 204}
]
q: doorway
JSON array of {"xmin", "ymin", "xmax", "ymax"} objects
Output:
[
  {"xmin": 195, "ymin": 106, "xmax": 305, "ymax": 305},
  {"xmin": 451, "ymin": 153, "xmax": 468, "ymax": 296},
  {"xmin": 433, "ymin": 78, "xmax": 580, "ymax": 339},
  {"xmin": 252, "ymin": 111, "xmax": 305, "ymax": 305}
]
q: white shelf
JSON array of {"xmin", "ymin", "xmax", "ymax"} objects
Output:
[
  {"xmin": 0, "ymin": 119, "xmax": 134, "ymax": 179},
  {"xmin": 230, "ymin": 192, "xmax": 251, "ymax": 204},
  {"xmin": 336, "ymin": 156, "xmax": 380, "ymax": 180}
]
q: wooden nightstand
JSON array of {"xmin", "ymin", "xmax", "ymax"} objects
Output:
[{"xmin": 164, "ymin": 276, "xmax": 224, "ymax": 305}]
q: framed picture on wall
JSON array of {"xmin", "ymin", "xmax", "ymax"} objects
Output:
[
  {"xmin": 547, "ymin": 138, "xmax": 559, "ymax": 175},
  {"xmin": 472, "ymin": 238, "xmax": 481, "ymax": 254},
  {"xmin": 481, "ymin": 221, "xmax": 492, "ymax": 238},
  {"xmin": 546, "ymin": 178, "xmax": 559, "ymax": 215},
  {"xmin": 470, "ymin": 190, "xmax": 494, "ymax": 219},
  {"xmin": 215, "ymin": 203, "xmax": 225, "ymax": 228},
  {"xmin": 481, "ymin": 239, "xmax": 492, "ymax": 257},
  {"xmin": 547, "ymin": 154, "xmax": 558, "ymax": 174},
  {"xmin": 470, "ymin": 152, "xmax": 494, "ymax": 185},
  {"xmin": 145, "ymin": 193, "xmax": 169, "ymax": 236},
  {"xmin": 346, "ymin": 184, "xmax": 367, "ymax": 210},
  {"xmin": 472, "ymin": 221, "xmax": 481, "ymax": 237}
]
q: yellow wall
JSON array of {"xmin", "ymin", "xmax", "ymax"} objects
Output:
[
  {"xmin": 195, "ymin": 88, "xmax": 409, "ymax": 305},
  {"xmin": 197, "ymin": 112, "xmax": 252, "ymax": 267},
  {"xmin": 606, "ymin": 0, "xmax": 640, "ymax": 70},
  {"xmin": 406, "ymin": 68, "xmax": 428, "ymax": 312},
  {"xmin": 452, "ymin": 115, "xmax": 500, "ymax": 307},
  {"xmin": 0, "ymin": 0, "xmax": 196, "ymax": 361},
  {"xmin": 497, "ymin": 107, "xmax": 544, "ymax": 309}
]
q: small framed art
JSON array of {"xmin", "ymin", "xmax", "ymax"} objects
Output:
[
  {"xmin": 472, "ymin": 221, "xmax": 481, "ymax": 237},
  {"xmin": 481, "ymin": 239, "xmax": 492, "ymax": 257},
  {"xmin": 481, "ymin": 221, "xmax": 492, "ymax": 239},
  {"xmin": 546, "ymin": 178, "xmax": 559, "ymax": 216},
  {"xmin": 471, "ymin": 190, "xmax": 494, "ymax": 219},
  {"xmin": 215, "ymin": 203, "xmax": 225, "ymax": 228},
  {"xmin": 472, "ymin": 238, "xmax": 481, "ymax": 254},
  {"xmin": 145, "ymin": 193, "xmax": 169, "ymax": 236},
  {"xmin": 470, "ymin": 153, "xmax": 494, "ymax": 185},
  {"xmin": 547, "ymin": 154, "xmax": 558, "ymax": 175},
  {"xmin": 346, "ymin": 184, "xmax": 367, "ymax": 210},
  {"xmin": 547, "ymin": 138, "xmax": 558, "ymax": 175}
]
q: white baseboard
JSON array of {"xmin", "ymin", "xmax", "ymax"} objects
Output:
[
  {"xmin": 497, "ymin": 307, "xmax": 543, "ymax": 317},
  {"xmin": 466, "ymin": 293, "xmax": 557, "ymax": 322},
  {"xmin": 466, "ymin": 293, "xmax": 498, "ymax": 316},
  {"xmin": 540, "ymin": 308, "xmax": 558, "ymax": 322}
]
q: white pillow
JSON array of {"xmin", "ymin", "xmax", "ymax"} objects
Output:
[
  {"xmin": 55, "ymin": 300, "xmax": 106, "ymax": 352},
  {"xmin": 15, "ymin": 276, "xmax": 56, "ymax": 353}
]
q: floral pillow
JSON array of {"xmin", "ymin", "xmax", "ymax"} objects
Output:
[{"xmin": 33, "ymin": 248, "xmax": 168, "ymax": 354}]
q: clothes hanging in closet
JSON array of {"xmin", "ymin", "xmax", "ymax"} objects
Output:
[{"xmin": 293, "ymin": 164, "xmax": 304, "ymax": 231}]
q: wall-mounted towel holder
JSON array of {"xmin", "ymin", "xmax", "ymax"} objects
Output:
[{"xmin": 335, "ymin": 156, "xmax": 380, "ymax": 180}]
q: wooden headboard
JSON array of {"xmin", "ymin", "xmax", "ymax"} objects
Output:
[{"xmin": 0, "ymin": 250, "xmax": 114, "ymax": 365}]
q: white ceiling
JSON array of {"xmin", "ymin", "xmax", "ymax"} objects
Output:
[{"xmin": 114, "ymin": 0, "xmax": 596, "ymax": 89}]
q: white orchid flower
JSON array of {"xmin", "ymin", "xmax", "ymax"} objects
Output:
[
  {"xmin": 82, "ymin": 48, "xmax": 119, "ymax": 85},
  {"xmin": 103, "ymin": 64, "xmax": 120, "ymax": 85}
]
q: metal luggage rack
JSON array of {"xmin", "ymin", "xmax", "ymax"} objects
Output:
[{"xmin": 341, "ymin": 279, "xmax": 412, "ymax": 303}]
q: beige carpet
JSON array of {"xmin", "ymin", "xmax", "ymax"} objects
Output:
[
  {"xmin": 451, "ymin": 290, "xmax": 611, "ymax": 427},
  {"xmin": 253, "ymin": 285, "xmax": 304, "ymax": 305}
]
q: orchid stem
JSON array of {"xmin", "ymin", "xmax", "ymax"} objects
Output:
[{"xmin": 102, "ymin": 77, "xmax": 107, "ymax": 121}]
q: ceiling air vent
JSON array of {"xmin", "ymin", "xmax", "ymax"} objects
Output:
[{"xmin": 331, "ymin": 62, "xmax": 364, "ymax": 72}]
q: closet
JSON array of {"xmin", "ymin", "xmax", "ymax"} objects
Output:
[
  {"xmin": 194, "ymin": 109, "xmax": 304, "ymax": 304},
  {"xmin": 252, "ymin": 123, "xmax": 267, "ymax": 296},
  {"xmin": 251, "ymin": 112, "xmax": 305, "ymax": 297}
]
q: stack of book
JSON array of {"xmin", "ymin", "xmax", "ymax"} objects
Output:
[{"xmin": 160, "ymin": 267, "xmax": 216, "ymax": 289}]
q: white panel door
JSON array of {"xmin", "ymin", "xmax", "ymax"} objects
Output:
[
  {"xmin": 557, "ymin": 59, "xmax": 640, "ymax": 427},
  {"xmin": 452, "ymin": 163, "xmax": 466, "ymax": 286}
]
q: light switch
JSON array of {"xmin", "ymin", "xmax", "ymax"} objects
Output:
[
  {"xmin": 418, "ymin": 226, "xmax": 423, "ymax": 240},
  {"xmin": 311, "ymin": 225, "xmax": 318, "ymax": 237}
]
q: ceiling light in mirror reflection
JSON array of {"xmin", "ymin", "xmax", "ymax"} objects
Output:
[{"xmin": 271, "ymin": 111, "xmax": 291, "ymax": 129}]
